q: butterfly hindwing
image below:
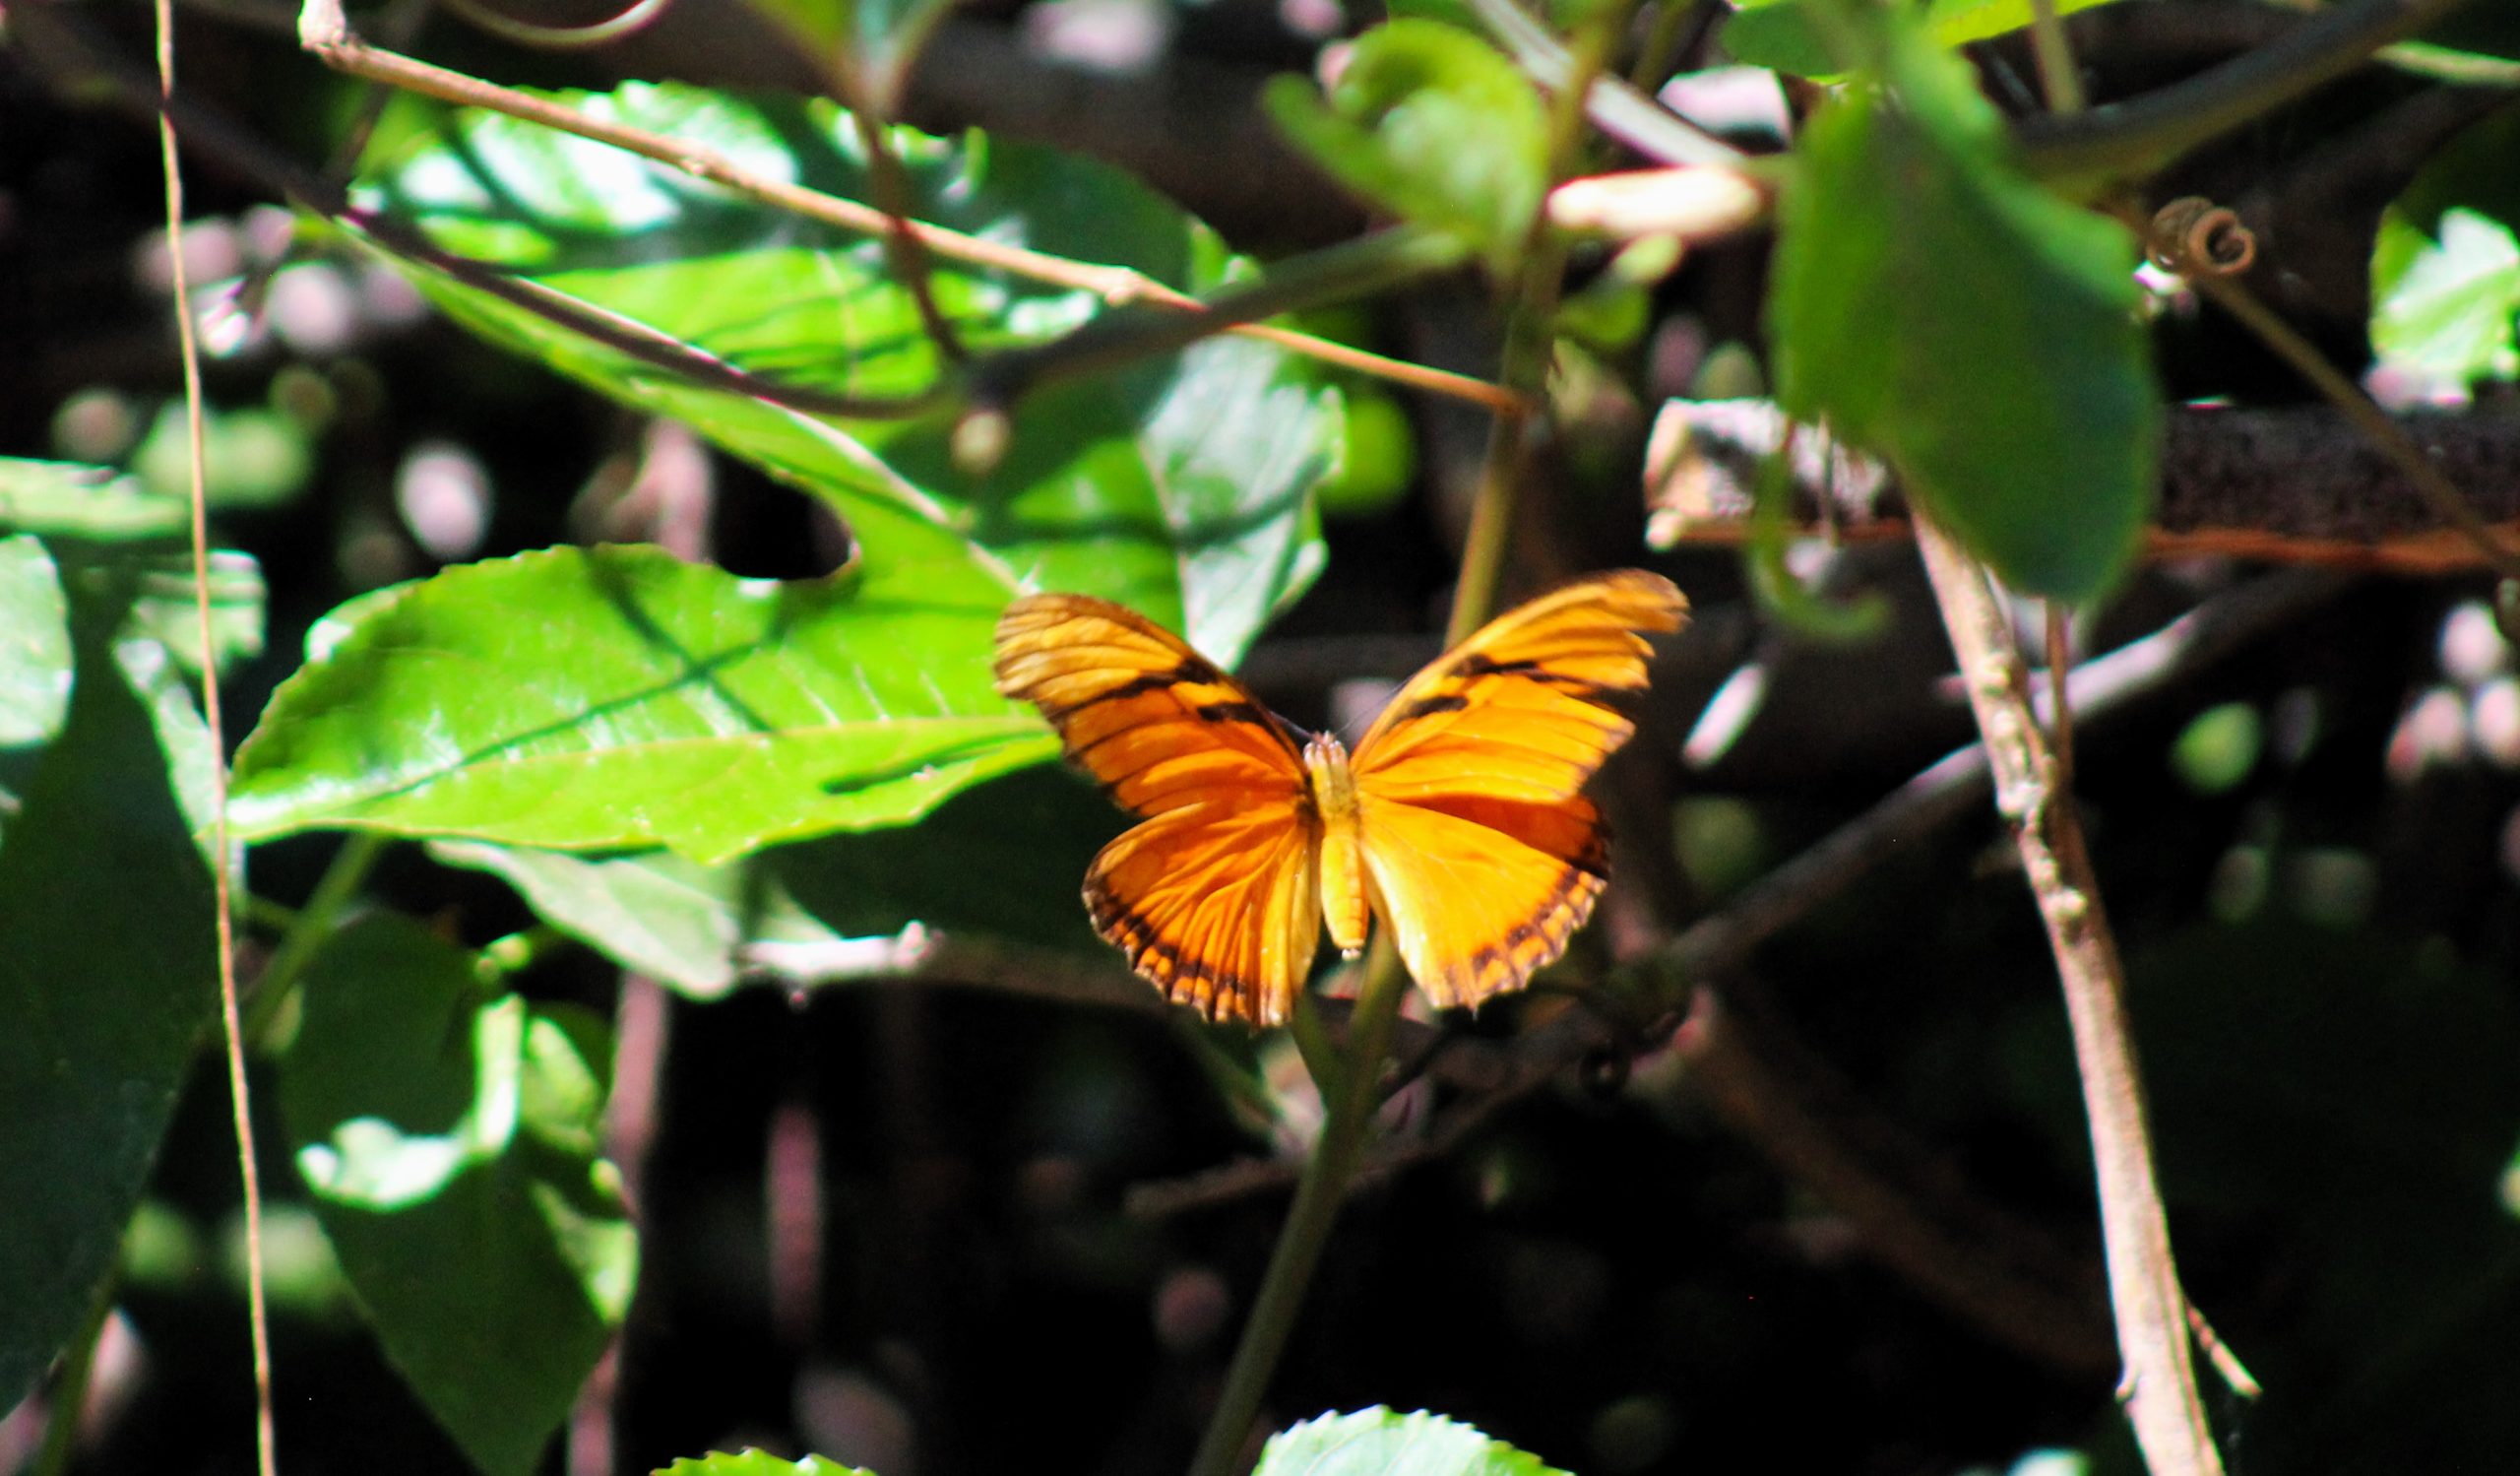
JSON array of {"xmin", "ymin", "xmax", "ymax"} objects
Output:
[
  {"xmin": 993, "ymin": 594, "xmax": 1321, "ymax": 1024},
  {"xmin": 1356, "ymin": 792, "xmax": 1607, "ymax": 1009},
  {"xmin": 1085, "ymin": 802, "xmax": 1323, "ymax": 1025}
]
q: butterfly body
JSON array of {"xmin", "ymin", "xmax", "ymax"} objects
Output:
[
  {"xmin": 1302, "ymin": 732, "xmax": 1373, "ymax": 957},
  {"xmin": 993, "ymin": 571, "xmax": 1688, "ymax": 1026}
]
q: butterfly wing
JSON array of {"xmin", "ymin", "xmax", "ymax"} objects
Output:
[
  {"xmin": 992, "ymin": 594, "xmax": 1323, "ymax": 1025},
  {"xmin": 1350, "ymin": 570, "xmax": 1687, "ymax": 1008}
]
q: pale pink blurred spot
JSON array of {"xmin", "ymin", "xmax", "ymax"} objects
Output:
[
  {"xmin": 2385, "ymin": 685, "xmax": 2469, "ymax": 783},
  {"xmin": 2440, "ymin": 600, "xmax": 2510, "ymax": 686},
  {"xmin": 395, "ymin": 441, "xmax": 493, "ymax": 559}
]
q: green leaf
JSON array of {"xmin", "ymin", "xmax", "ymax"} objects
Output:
[
  {"xmin": 2372, "ymin": 102, "xmax": 2520, "ymax": 390},
  {"xmin": 654, "ymin": 1451, "xmax": 876, "ymax": 1476},
  {"xmin": 0, "ymin": 457, "xmax": 188, "ymax": 541},
  {"xmin": 736, "ymin": 0, "xmax": 959, "ymax": 102},
  {"xmin": 131, "ymin": 404, "xmax": 315, "ymax": 511},
  {"xmin": 430, "ymin": 765, "xmax": 1117, "ymax": 1000},
  {"xmin": 2169, "ymin": 700, "xmax": 2262, "ymax": 796},
  {"xmin": 1919, "ymin": 0, "xmax": 2128, "ymax": 48},
  {"xmin": 0, "ymin": 536, "xmax": 259, "ymax": 870},
  {"xmin": 1721, "ymin": 0, "xmax": 2130, "ymax": 81},
  {"xmin": 1265, "ymin": 20, "xmax": 1546, "ymax": 272},
  {"xmin": 106, "ymin": 548, "xmax": 267, "ymax": 680},
  {"xmin": 229, "ymin": 545, "xmax": 1058, "ymax": 862},
  {"xmin": 352, "ymin": 83, "xmax": 1338, "ymax": 667},
  {"xmin": 281, "ymin": 913, "xmax": 634, "ymax": 1476},
  {"xmin": 0, "ymin": 586, "xmax": 218, "ymax": 1411},
  {"xmin": 428, "ymin": 842, "xmax": 775, "ymax": 999},
  {"xmin": 2374, "ymin": 210, "xmax": 2520, "ymax": 384},
  {"xmin": 0, "ymin": 536, "xmax": 71, "ymax": 750},
  {"xmin": 1768, "ymin": 14, "xmax": 2156, "ymax": 602},
  {"xmin": 2420, "ymin": 5, "xmax": 2520, "ymax": 63},
  {"xmin": 1255, "ymin": 1408, "xmax": 1572, "ymax": 1476}
]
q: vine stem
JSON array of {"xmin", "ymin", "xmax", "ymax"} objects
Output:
[
  {"xmin": 1183, "ymin": 7, "xmax": 1625, "ymax": 1468},
  {"xmin": 1183, "ymin": 936, "xmax": 1409, "ymax": 1476},
  {"xmin": 151, "ymin": 0, "xmax": 276, "ymax": 1468},
  {"xmin": 1911, "ymin": 513, "xmax": 2222, "ymax": 1476}
]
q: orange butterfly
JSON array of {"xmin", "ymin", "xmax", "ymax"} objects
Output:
[{"xmin": 991, "ymin": 571, "xmax": 1688, "ymax": 1026}]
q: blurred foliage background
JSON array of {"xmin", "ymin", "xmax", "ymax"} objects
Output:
[{"xmin": 5, "ymin": 1, "xmax": 2520, "ymax": 1474}]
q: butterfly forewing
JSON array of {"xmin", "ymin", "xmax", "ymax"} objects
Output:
[
  {"xmin": 993, "ymin": 594, "xmax": 1324, "ymax": 1024},
  {"xmin": 1349, "ymin": 571, "xmax": 1687, "ymax": 1005},
  {"xmin": 1352, "ymin": 570, "xmax": 1688, "ymax": 802}
]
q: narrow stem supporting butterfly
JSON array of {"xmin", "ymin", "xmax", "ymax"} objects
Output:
[{"xmin": 992, "ymin": 570, "xmax": 1690, "ymax": 1026}]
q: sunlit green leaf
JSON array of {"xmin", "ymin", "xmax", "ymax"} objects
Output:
[
  {"xmin": 0, "ymin": 536, "xmax": 71, "ymax": 750},
  {"xmin": 229, "ymin": 545, "xmax": 1056, "ymax": 862},
  {"xmin": 1768, "ymin": 13, "xmax": 2155, "ymax": 601},
  {"xmin": 281, "ymin": 914, "xmax": 633, "ymax": 1476},
  {"xmin": 131, "ymin": 404, "xmax": 314, "ymax": 510},
  {"xmin": 2373, "ymin": 101, "xmax": 2520, "ymax": 389},
  {"xmin": 1256, "ymin": 1407, "xmax": 1572, "ymax": 1476},
  {"xmin": 431, "ymin": 765, "xmax": 1118, "ymax": 1000},
  {"xmin": 1265, "ymin": 20, "xmax": 1544, "ymax": 272},
  {"xmin": 352, "ymin": 83, "xmax": 1338, "ymax": 668},
  {"xmin": 0, "ymin": 457, "xmax": 188, "ymax": 541}
]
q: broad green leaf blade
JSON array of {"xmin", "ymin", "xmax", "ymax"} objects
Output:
[
  {"xmin": 655, "ymin": 1451, "xmax": 876, "ymax": 1476},
  {"xmin": 2372, "ymin": 208, "xmax": 2520, "ymax": 385},
  {"xmin": 2372, "ymin": 106, "xmax": 2520, "ymax": 392},
  {"xmin": 0, "ymin": 536, "xmax": 71, "ymax": 750},
  {"xmin": 429, "ymin": 841, "xmax": 767, "ymax": 998},
  {"xmin": 0, "ymin": 591, "xmax": 218, "ymax": 1411},
  {"xmin": 0, "ymin": 457, "xmax": 188, "ymax": 541},
  {"xmin": 1265, "ymin": 21, "xmax": 1544, "ymax": 273},
  {"xmin": 228, "ymin": 545, "xmax": 1056, "ymax": 862},
  {"xmin": 1768, "ymin": 18, "xmax": 2156, "ymax": 602},
  {"xmin": 1256, "ymin": 1408, "xmax": 1572, "ymax": 1476},
  {"xmin": 430, "ymin": 766, "xmax": 1118, "ymax": 1001},
  {"xmin": 0, "ymin": 536, "xmax": 261, "ymax": 863},
  {"xmin": 280, "ymin": 914, "xmax": 634, "ymax": 1476},
  {"xmin": 353, "ymin": 83, "xmax": 1339, "ymax": 666}
]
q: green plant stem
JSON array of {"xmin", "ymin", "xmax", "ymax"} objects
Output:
[
  {"xmin": 243, "ymin": 831, "xmax": 387, "ymax": 1042},
  {"xmin": 31, "ymin": 1276, "xmax": 118, "ymax": 1476},
  {"xmin": 1184, "ymin": 13, "xmax": 1630, "ymax": 1470},
  {"xmin": 1184, "ymin": 935, "xmax": 1409, "ymax": 1476},
  {"xmin": 2024, "ymin": 0, "xmax": 2088, "ymax": 115},
  {"xmin": 1451, "ymin": 0, "xmax": 1621, "ymax": 638}
]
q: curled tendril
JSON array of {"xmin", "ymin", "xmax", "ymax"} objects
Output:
[{"xmin": 2146, "ymin": 197, "xmax": 2257, "ymax": 278}]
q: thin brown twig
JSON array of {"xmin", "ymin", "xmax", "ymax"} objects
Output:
[
  {"xmin": 10, "ymin": 9, "xmax": 949, "ymax": 423},
  {"xmin": 151, "ymin": 2, "xmax": 275, "ymax": 1472},
  {"xmin": 1913, "ymin": 511, "xmax": 2222, "ymax": 1476},
  {"xmin": 2184, "ymin": 269, "xmax": 2520, "ymax": 585},
  {"xmin": 288, "ymin": 0, "xmax": 1524, "ymax": 414}
]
